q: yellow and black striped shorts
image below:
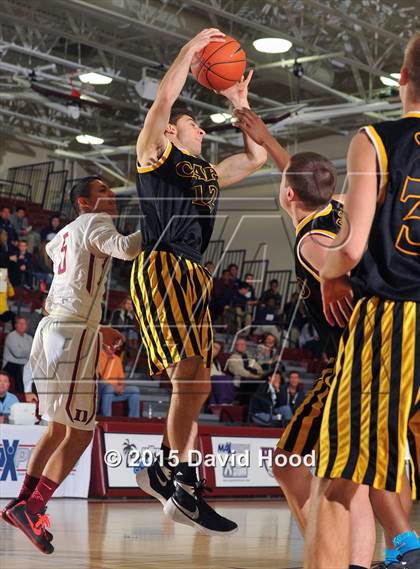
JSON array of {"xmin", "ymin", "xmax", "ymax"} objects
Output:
[
  {"xmin": 317, "ymin": 296, "xmax": 420, "ymax": 493},
  {"xmin": 130, "ymin": 250, "xmax": 214, "ymax": 375},
  {"xmin": 277, "ymin": 360, "xmax": 335, "ymax": 456}
]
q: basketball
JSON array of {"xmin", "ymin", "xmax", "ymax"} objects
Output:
[{"xmin": 191, "ymin": 34, "xmax": 247, "ymax": 91}]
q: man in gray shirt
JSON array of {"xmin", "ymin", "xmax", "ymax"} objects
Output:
[{"xmin": 3, "ymin": 316, "xmax": 33, "ymax": 393}]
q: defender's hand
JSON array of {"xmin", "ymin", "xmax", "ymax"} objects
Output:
[
  {"xmin": 321, "ymin": 275, "xmax": 354, "ymax": 328},
  {"xmin": 234, "ymin": 107, "xmax": 270, "ymax": 145}
]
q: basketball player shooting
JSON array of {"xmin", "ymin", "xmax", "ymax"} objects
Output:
[
  {"xmin": 2, "ymin": 177, "xmax": 142, "ymax": 554},
  {"xmin": 132, "ymin": 28, "xmax": 267, "ymax": 535}
]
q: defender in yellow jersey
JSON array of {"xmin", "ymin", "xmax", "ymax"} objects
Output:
[
  {"xmin": 132, "ymin": 29, "xmax": 266, "ymax": 536},
  {"xmin": 305, "ymin": 33, "xmax": 420, "ymax": 569}
]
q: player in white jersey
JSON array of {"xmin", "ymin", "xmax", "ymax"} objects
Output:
[{"xmin": 2, "ymin": 176, "xmax": 141, "ymax": 554}]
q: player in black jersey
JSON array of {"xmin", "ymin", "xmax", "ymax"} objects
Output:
[
  {"xmin": 305, "ymin": 33, "xmax": 420, "ymax": 569},
  {"xmin": 132, "ymin": 29, "xmax": 267, "ymax": 535},
  {"xmin": 235, "ymin": 109, "xmax": 377, "ymax": 569}
]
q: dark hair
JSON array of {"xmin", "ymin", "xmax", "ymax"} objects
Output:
[
  {"xmin": 228, "ymin": 263, "xmax": 238, "ymax": 270},
  {"xmin": 16, "ymin": 206, "xmax": 26, "ymax": 213},
  {"xmin": 288, "ymin": 370, "xmax": 300, "ymax": 377},
  {"xmin": 1, "ymin": 206, "xmax": 10, "ymax": 212},
  {"xmin": 238, "ymin": 281, "xmax": 250, "ymax": 290},
  {"xmin": 245, "ymin": 273, "xmax": 254, "ymax": 279},
  {"xmin": 70, "ymin": 176, "xmax": 101, "ymax": 212},
  {"xmin": 404, "ymin": 32, "xmax": 420, "ymax": 99},
  {"xmin": 0, "ymin": 369, "xmax": 11, "ymax": 381},
  {"xmin": 286, "ymin": 152, "xmax": 336, "ymax": 208},
  {"xmin": 270, "ymin": 279, "xmax": 278, "ymax": 286},
  {"xmin": 169, "ymin": 107, "xmax": 197, "ymax": 126}
]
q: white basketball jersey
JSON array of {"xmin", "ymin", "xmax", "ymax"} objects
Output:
[{"xmin": 45, "ymin": 212, "xmax": 141, "ymax": 325}]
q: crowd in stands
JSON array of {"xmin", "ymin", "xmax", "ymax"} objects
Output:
[{"xmin": 0, "ymin": 202, "xmax": 326, "ymax": 426}]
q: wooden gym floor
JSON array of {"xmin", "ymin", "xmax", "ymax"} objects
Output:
[{"xmin": 2, "ymin": 499, "xmax": 420, "ymax": 569}]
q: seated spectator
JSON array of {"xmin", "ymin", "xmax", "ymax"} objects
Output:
[
  {"xmin": 227, "ymin": 263, "xmax": 241, "ymax": 287},
  {"xmin": 0, "ymin": 229, "xmax": 10, "ymax": 268},
  {"xmin": 2, "ymin": 316, "xmax": 32, "ymax": 393},
  {"xmin": 260, "ymin": 279, "xmax": 282, "ymax": 312},
  {"xmin": 0, "ymin": 370, "xmax": 19, "ymax": 421},
  {"xmin": 253, "ymin": 297, "xmax": 281, "ymax": 339},
  {"xmin": 226, "ymin": 336, "xmax": 263, "ymax": 404},
  {"xmin": 98, "ymin": 345, "xmax": 140, "ymax": 417},
  {"xmin": 244, "ymin": 273, "xmax": 258, "ymax": 307},
  {"xmin": 204, "ymin": 260, "xmax": 215, "ymax": 274},
  {"xmin": 0, "ymin": 207, "xmax": 18, "ymax": 246},
  {"xmin": 249, "ymin": 370, "xmax": 289, "ymax": 426},
  {"xmin": 227, "ymin": 281, "xmax": 253, "ymax": 335},
  {"xmin": 10, "ymin": 206, "xmax": 40, "ymax": 253},
  {"xmin": 209, "ymin": 341, "xmax": 235, "ymax": 405},
  {"xmin": 33, "ymin": 241, "xmax": 53, "ymax": 289},
  {"xmin": 40, "ymin": 215, "xmax": 61, "ymax": 243},
  {"xmin": 299, "ymin": 321, "xmax": 323, "ymax": 359},
  {"xmin": 255, "ymin": 333, "xmax": 279, "ymax": 374},
  {"xmin": 210, "ymin": 269, "xmax": 234, "ymax": 323},
  {"xmin": 111, "ymin": 296, "xmax": 139, "ymax": 363},
  {"xmin": 0, "ymin": 273, "xmax": 15, "ymax": 328},
  {"xmin": 8, "ymin": 240, "xmax": 33, "ymax": 288},
  {"xmin": 284, "ymin": 370, "xmax": 306, "ymax": 419}
]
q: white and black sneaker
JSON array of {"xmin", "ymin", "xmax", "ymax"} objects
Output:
[
  {"xmin": 136, "ymin": 461, "xmax": 174, "ymax": 505},
  {"xmin": 163, "ymin": 479, "xmax": 238, "ymax": 536}
]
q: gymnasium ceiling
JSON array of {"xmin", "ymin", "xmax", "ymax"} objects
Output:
[{"xmin": 0, "ymin": 0, "xmax": 418, "ymax": 180}]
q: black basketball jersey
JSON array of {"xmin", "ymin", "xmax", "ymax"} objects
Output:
[
  {"xmin": 353, "ymin": 113, "xmax": 420, "ymax": 301},
  {"xmin": 136, "ymin": 140, "xmax": 220, "ymax": 264},
  {"xmin": 294, "ymin": 199, "xmax": 344, "ymax": 358}
]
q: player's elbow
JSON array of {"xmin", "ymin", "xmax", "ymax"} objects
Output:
[{"xmin": 341, "ymin": 242, "xmax": 363, "ymax": 267}]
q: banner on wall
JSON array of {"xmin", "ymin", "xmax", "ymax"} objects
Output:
[
  {"xmin": 0, "ymin": 424, "xmax": 92, "ymax": 498},
  {"xmin": 103, "ymin": 432, "xmax": 163, "ymax": 488},
  {"xmin": 210, "ymin": 436, "xmax": 279, "ymax": 487}
]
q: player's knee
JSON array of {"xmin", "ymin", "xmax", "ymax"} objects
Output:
[
  {"xmin": 66, "ymin": 426, "xmax": 94, "ymax": 449},
  {"xmin": 47, "ymin": 421, "xmax": 66, "ymax": 440},
  {"xmin": 324, "ymin": 478, "xmax": 357, "ymax": 508},
  {"xmin": 272, "ymin": 449, "xmax": 294, "ymax": 486}
]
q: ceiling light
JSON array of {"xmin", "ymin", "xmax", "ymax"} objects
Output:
[
  {"xmin": 380, "ymin": 73, "xmax": 400, "ymax": 87},
  {"xmin": 76, "ymin": 134, "xmax": 104, "ymax": 145},
  {"xmin": 210, "ymin": 112, "xmax": 232, "ymax": 124},
  {"xmin": 79, "ymin": 72, "xmax": 112, "ymax": 85},
  {"xmin": 253, "ymin": 38, "xmax": 292, "ymax": 54}
]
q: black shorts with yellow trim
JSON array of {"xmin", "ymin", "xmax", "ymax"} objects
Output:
[
  {"xmin": 130, "ymin": 250, "xmax": 214, "ymax": 375},
  {"xmin": 277, "ymin": 360, "xmax": 335, "ymax": 456},
  {"xmin": 317, "ymin": 296, "xmax": 420, "ymax": 493}
]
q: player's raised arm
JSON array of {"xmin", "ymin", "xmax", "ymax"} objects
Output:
[
  {"xmin": 213, "ymin": 72, "xmax": 267, "ymax": 188},
  {"xmin": 234, "ymin": 108, "xmax": 291, "ymax": 173},
  {"xmin": 86, "ymin": 213, "xmax": 142, "ymax": 261},
  {"xmin": 137, "ymin": 28, "xmax": 225, "ymax": 167}
]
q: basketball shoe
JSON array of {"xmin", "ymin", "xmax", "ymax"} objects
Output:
[
  {"xmin": 399, "ymin": 547, "xmax": 420, "ymax": 568},
  {"xmin": 1, "ymin": 498, "xmax": 53, "ymax": 541},
  {"xmin": 163, "ymin": 478, "xmax": 238, "ymax": 535},
  {"xmin": 7, "ymin": 500, "xmax": 54, "ymax": 554},
  {"xmin": 136, "ymin": 460, "xmax": 175, "ymax": 505}
]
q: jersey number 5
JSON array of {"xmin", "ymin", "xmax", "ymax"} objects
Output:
[
  {"xmin": 395, "ymin": 176, "xmax": 420, "ymax": 257},
  {"xmin": 58, "ymin": 232, "xmax": 69, "ymax": 274}
]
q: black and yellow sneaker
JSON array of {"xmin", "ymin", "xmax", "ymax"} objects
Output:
[
  {"xmin": 163, "ymin": 479, "xmax": 238, "ymax": 536},
  {"xmin": 136, "ymin": 460, "xmax": 175, "ymax": 505},
  {"xmin": 7, "ymin": 501, "xmax": 54, "ymax": 554},
  {"xmin": 1, "ymin": 498, "xmax": 53, "ymax": 542}
]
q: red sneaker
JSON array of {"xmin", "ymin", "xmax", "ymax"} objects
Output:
[
  {"xmin": 1, "ymin": 498, "xmax": 53, "ymax": 541},
  {"xmin": 7, "ymin": 501, "xmax": 54, "ymax": 554}
]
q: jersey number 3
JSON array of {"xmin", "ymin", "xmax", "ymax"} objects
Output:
[
  {"xmin": 58, "ymin": 232, "xmax": 69, "ymax": 274},
  {"xmin": 395, "ymin": 176, "xmax": 420, "ymax": 257}
]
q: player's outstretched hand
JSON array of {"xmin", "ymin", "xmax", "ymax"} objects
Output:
[
  {"xmin": 234, "ymin": 107, "xmax": 270, "ymax": 145},
  {"xmin": 218, "ymin": 69, "xmax": 253, "ymax": 107},
  {"xmin": 183, "ymin": 28, "xmax": 225, "ymax": 60},
  {"xmin": 25, "ymin": 393, "xmax": 38, "ymax": 403},
  {"xmin": 100, "ymin": 326, "xmax": 125, "ymax": 350},
  {"xmin": 321, "ymin": 275, "xmax": 354, "ymax": 328}
]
